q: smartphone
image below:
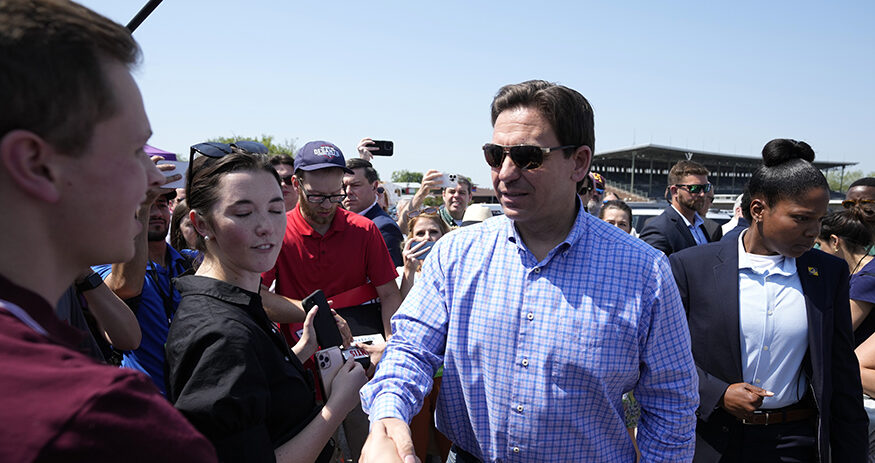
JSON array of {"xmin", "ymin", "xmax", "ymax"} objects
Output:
[
  {"xmin": 156, "ymin": 160, "xmax": 188, "ymax": 189},
  {"xmin": 435, "ymin": 172, "xmax": 458, "ymax": 189},
  {"xmin": 302, "ymin": 289, "xmax": 344, "ymax": 348},
  {"xmin": 367, "ymin": 140, "xmax": 393, "ymax": 156},
  {"xmin": 413, "ymin": 240, "xmax": 435, "ymax": 260}
]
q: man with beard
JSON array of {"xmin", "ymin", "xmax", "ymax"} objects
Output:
[
  {"xmin": 640, "ymin": 160, "xmax": 715, "ymax": 256},
  {"xmin": 845, "ymin": 178, "xmax": 875, "ymax": 254},
  {"xmin": 262, "ymin": 141, "xmax": 402, "ymax": 460},
  {"xmin": 95, "ymin": 190, "xmax": 191, "ymax": 395}
]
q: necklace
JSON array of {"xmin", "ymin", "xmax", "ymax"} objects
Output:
[{"xmin": 852, "ymin": 253, "xmax": 869, "ymax": 274}]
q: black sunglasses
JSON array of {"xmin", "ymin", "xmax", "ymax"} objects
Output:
[
  {"xmin": 674, "ymin": 183, "xmax": 712, "ymax": 194},
  {"xmin": 280, "ymin": 175, "xmax": 294, "ymax": 185},
  {"xmin": 482, "ymin": 143, "xmax": 578, "ymax": 170},
  {"xmin": 187, "ymin": 141, "xmax": 269, "ymax": 195}
]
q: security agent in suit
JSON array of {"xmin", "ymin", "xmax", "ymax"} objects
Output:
[
  {"xmin": 343, "ymin": 158, "xmax": 404, "ymax": 266},
  {"xmin": 669, "ymin": 139, "xmax": 868, "ymax": 462},
  {"xmin": 640, "ymin": 160, "xmax": 715, "ymax": 256}
]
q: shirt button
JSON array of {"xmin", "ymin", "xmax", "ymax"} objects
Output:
[
  {"xmin": 513, "ymin": 446, "xmax": 520, "ymax": 453},
  {"xmin": 526, "ymin": 312, "xmax": 534, "ymax": 320},
  {"xmin": 755, "ymin": 378, "xmax": 761, "ymax": 384},
  {"xmin": 516, "ymin": 405, "xmax": 524, "ymax": 413},
  {"xmin": 534, "ymin": 267, "xmax": 541, "ymax": 274},
  {"xmin": 763, "ymin": 346, "xmax": 769, "ymax": 351},
  {"xmin": 768, "ymin": 310, "xmax": 774, "ymax": 316},
  {"xmin": 521, "ymin": 358, "xmax": 529, "ymax": 367}
]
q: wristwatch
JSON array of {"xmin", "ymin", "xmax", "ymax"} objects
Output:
[{"xmin": 75, "ymin": 271, "xmax": 104, "ymax": 293}]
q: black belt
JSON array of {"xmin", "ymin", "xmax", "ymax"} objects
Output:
[{"xmin": 738, "ymin": 405, "xmax": 817, "ymax": 426}]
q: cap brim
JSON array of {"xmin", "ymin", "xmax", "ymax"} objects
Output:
[{"xmin": 296, "ymin": 163, "xmax": 354, "ymax": 175}]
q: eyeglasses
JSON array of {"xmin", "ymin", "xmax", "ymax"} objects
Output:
[
  {"xmin": 280, "ymin": 175, "xmax": 294, "ymax": 186},
  {"xmin": 408, "ymin": 207, "xmax": 438, "ymax": 218},
  {"xmin": 843, "ymin": 199, "xmax": 875, "ymax": 213},
  {"xmin": 674, "ymin": 183, "xmax": 712, "ymax": 194},
  {"xmin": 482, "ymin": 143, "xmax": 578, "ymax": 170},
  {"xmin": 301, "ymin": 188, "xmax": 346, "ymax": 205},
  {"xmin": 187, "ymin": 141, "xmax": 269, "ymax": 195},
  {"xmin": 594, "ymin": 187, "xmax": 605, "ymax": 195}
]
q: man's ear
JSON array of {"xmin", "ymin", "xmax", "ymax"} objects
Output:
[
  {"xmin": 570, "ymin": 145, "xmax": 592, "ymax": 184},
  {"xmin": 0, "ymin": 130, "xmax": 62, "ymax": 203}
]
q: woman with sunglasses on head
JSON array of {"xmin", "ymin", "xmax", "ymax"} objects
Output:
[
  {"xmin": 816, "ymin": 209, "xmax": 875, "ymax": 340},
  {"xmin": 669, "ymin": 139, "xmax": 868, "ymax": 462},
  {"xmin": 165, "ymin": 152, "xmax": 367, "ymax": 463}
]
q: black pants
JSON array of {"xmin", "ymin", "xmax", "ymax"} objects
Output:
[
  {"xmin": 718, "ymin": 418, "xmax": 817, "ymax": 463},
  {"xmin": 447, "ymin": 444, "xmax": 482, "ymax": 463}
]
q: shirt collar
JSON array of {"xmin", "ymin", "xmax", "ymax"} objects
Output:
[
  {"xmin": 291, "ymin": 204, "xmax": 349, "ymax": 237},
  {"xmin": 357, "ymin": 200, "xmax": 380, "ymax": 216},
  {"xmin": 671, "ymin": 204, "xmax": 704, "ymax": 228},
  {"xmin": 505, "ymin": 196, "xmax": 586, "ymax": 264},
  {"xmin": 174, "ymin": 275, "xmax": 265, "ymax": 317},
  {"xmin": 736, "ymin": 230, "xmax": 797, "ymax": 276},
  {"xmin": 0, "ymin": 272, "xmax": 84, "ymax": 348}
]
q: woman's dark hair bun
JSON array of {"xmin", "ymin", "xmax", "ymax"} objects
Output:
[{"xmin": 761, "ymin": 138, "xmax": 815, "ymax": 167}]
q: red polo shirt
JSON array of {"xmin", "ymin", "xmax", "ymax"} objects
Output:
[
  {"xmin": 262, "ymin": 206, "xmax": 398, "ymax": 340},
  {"xmin": 0, "ymin": 273, "xmax": 217, "ymax": 462}
]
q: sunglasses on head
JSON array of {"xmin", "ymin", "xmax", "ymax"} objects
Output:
[
  {"xmin": 674, "ymin": 183, "xmax": 712, "ymax": 194},
  {"xmin": 187, "ymin": 141, "xmax": 269, "ymax": 195},
  {"xmin": 408, "ymin": 207, "xmax": 438, "ymax": 218},
  {"xmin": 842, "ymin": 198, "xmax": 875, "ymax": 212},
  {"xmin": 482, "ymin": 143, "xmax": 578, "ymax": 170}
]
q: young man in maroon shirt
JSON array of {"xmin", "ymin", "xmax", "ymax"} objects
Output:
[{"xmin": 0, "ymin": 1, "xmax": 216, "ymax": 461}]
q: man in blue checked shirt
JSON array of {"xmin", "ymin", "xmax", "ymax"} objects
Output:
[{"xmin": 360, "ymin": 80, "xmax": 698, "ymax": 463}]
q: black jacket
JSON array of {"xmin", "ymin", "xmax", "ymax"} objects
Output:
[
  {"xmin": 669, "ymin": 239, "xmax": 868, "ymax": 462},
  {"xmin": 166, "ymin": 276, "xmax": 331, "ymax": 463},
  {"xmin": 640, "ymin": 206, "xmax": 713, "ymax": 256}
]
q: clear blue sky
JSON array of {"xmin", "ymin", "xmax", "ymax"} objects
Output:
[{"xmin": 79, "ymin": 0, "xmax": 874, "ymax": 188}]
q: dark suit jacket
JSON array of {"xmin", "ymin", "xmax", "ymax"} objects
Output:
[
  {"xmin": 639, "ymin": 206, "xmax": 713, "ymax": 256},
  {"xmin": 669, "ymin": 239, "xmax": 867, "ymax": 462},
  {"xmin": 720, "ymin": 217, "xmax": 750, "ymax": 243},
  {"xmin": 364, "ymin": 204, "xmax": 404, "ymax": 267},
  {"xmin": 701, "ymin": 218, "xmax": 723, "ymax": 242}
]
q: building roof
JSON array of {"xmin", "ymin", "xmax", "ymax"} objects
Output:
[{"xmin": 593, "ymin": 143, "xmax": 855, "ymax": 170}]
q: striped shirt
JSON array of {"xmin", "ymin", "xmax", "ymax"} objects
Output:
[{"xmin": 361, "ymin": 204, "xmax": 698, "ymax": 462}]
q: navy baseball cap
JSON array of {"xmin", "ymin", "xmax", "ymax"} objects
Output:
[{"xmin": 294, "ymin": 141, "xmax": 354, "ymax": 174}]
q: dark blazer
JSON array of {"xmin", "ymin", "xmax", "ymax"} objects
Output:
[
  {"xmin": 720, "ymin": 217, "xmax": 750, "ymax": 243},
  {"xmin": 640, "ymin": 206, "xmax": 713, "ymax": 256},
  {"xmin": 364, "ymin": 204, "xmax": 404, "ymax": 267},
  {"xmin": 669, "ymin": 239, "xmax": 868, "ymax": 462},
  {"xmin": 701, "ymin": 218, "xmax": 723, "ymax": 242}
]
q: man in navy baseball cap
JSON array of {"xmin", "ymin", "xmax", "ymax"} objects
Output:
[
  {"xmin": 263, "ymin": 140, "xmax": 403, "ymax": 460},
  {"xmin": 294, "ymin": 140, "xmax": 355, "ymax": 174}
]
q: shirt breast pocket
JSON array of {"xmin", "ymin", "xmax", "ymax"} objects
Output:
[{"xmin": 550, "ymin": 321, "xmax": 635, "ymax": 394}]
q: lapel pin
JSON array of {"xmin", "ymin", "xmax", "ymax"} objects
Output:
[{"xmin": 808, "ymin": 267, "xmax": 819, "ymax": 276}]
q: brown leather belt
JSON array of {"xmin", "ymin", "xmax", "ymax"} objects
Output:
[{"xmin": 739, "ymin": 408, "xmax": 817, "ymax": 426}]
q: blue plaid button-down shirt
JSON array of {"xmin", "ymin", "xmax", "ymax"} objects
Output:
[{"xmin": 361, "ymin": 205, "xmax": 698, "ymax": 462}]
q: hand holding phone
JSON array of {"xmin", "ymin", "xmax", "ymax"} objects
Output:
[
  {"xmin": 366, "ymin": 140, "xmax": 393, "ymax": 156},
  {"xmin": 435, "ymin": 172, "xmax": 458, "ymax": 189},
  {"xmin": 156, "ymin": 160, "xmax": 188, "ymax": 189},
  {"xmin": 302, "ymin": 289, "xmax": 344, "ymax": 348}
]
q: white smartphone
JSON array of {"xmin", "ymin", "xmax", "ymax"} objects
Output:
[
  {"xmin": 157, "ymin": 160, "xmax": 188, "ymax": 190},
  {"xmin": 435, "ymin": 172, "xmax": 458, "ymax": 189}
]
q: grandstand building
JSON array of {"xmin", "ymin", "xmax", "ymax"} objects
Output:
[{"xmin": 591, "ymin": 144, "xmax": 856, "ymax": 202}]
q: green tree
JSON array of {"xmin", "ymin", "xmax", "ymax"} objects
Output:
[
  {"xmin": 826, "ymin": 169, "xmax": 874, "ymax": 193},
  {"xmin": 207, "ymin": 134, "xmax": 298, "ymax": 156},
  {"xmin": 391, "ymin": 170, "xmax": 423, "ymax": 183}
]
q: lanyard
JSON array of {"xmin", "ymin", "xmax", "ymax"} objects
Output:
[{"xmin": 0, "ymin": 298, "xmax": 48, "ymax": 336}]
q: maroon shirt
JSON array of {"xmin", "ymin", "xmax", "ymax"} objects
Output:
[{"xmin": 0, "ymin": 273, "xmax": 217, "ymax": 462}]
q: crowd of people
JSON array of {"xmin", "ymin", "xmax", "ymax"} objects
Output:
[{"xmin": 4, "ymin": 1, "xmax": 875, "ymax": 463}]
